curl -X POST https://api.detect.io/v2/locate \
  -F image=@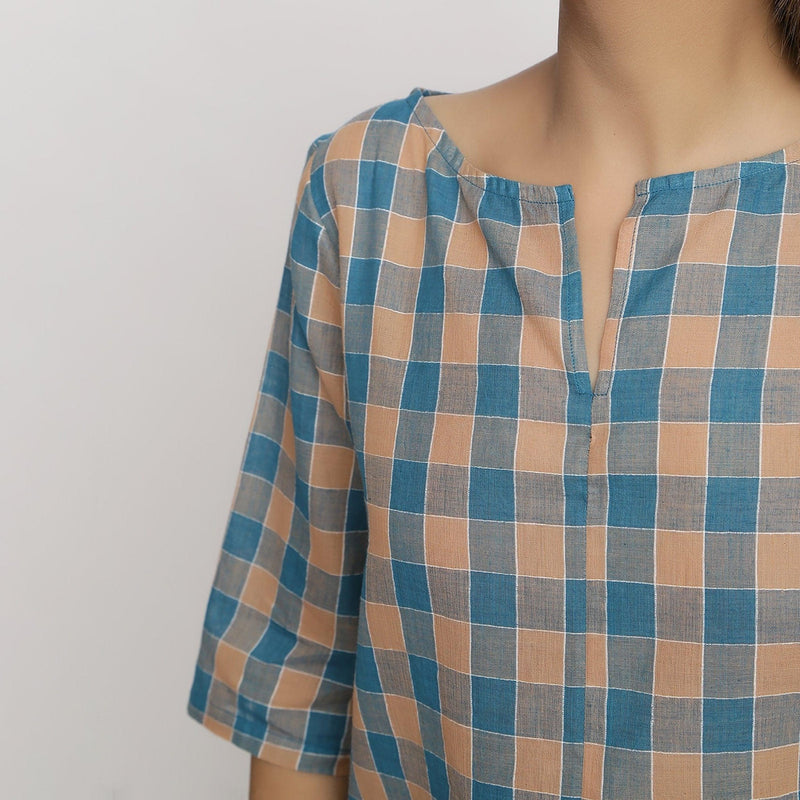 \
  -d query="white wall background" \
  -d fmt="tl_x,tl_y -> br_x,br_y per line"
0,2 -> 558,797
